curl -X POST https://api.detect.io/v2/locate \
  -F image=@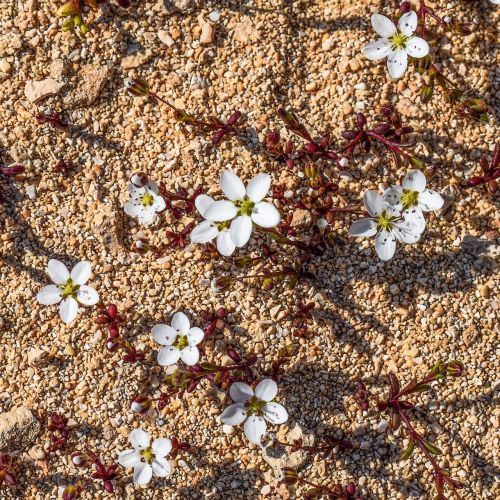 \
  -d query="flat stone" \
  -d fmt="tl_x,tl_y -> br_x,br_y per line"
290,209 -> 312,228
0,33 -> 23,56
121,50 -> 153,70
233,22 -> 260,44
0,407 -> 40,451
24,78 -> 65,104
64,64 -> 113,108
93,202 -> 125,255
